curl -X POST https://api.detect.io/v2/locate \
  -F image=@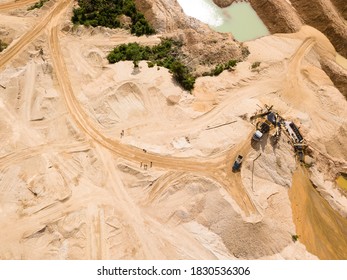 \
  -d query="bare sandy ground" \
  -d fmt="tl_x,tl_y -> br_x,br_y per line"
0,0 -> 346,259
289,166 -> 347,259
